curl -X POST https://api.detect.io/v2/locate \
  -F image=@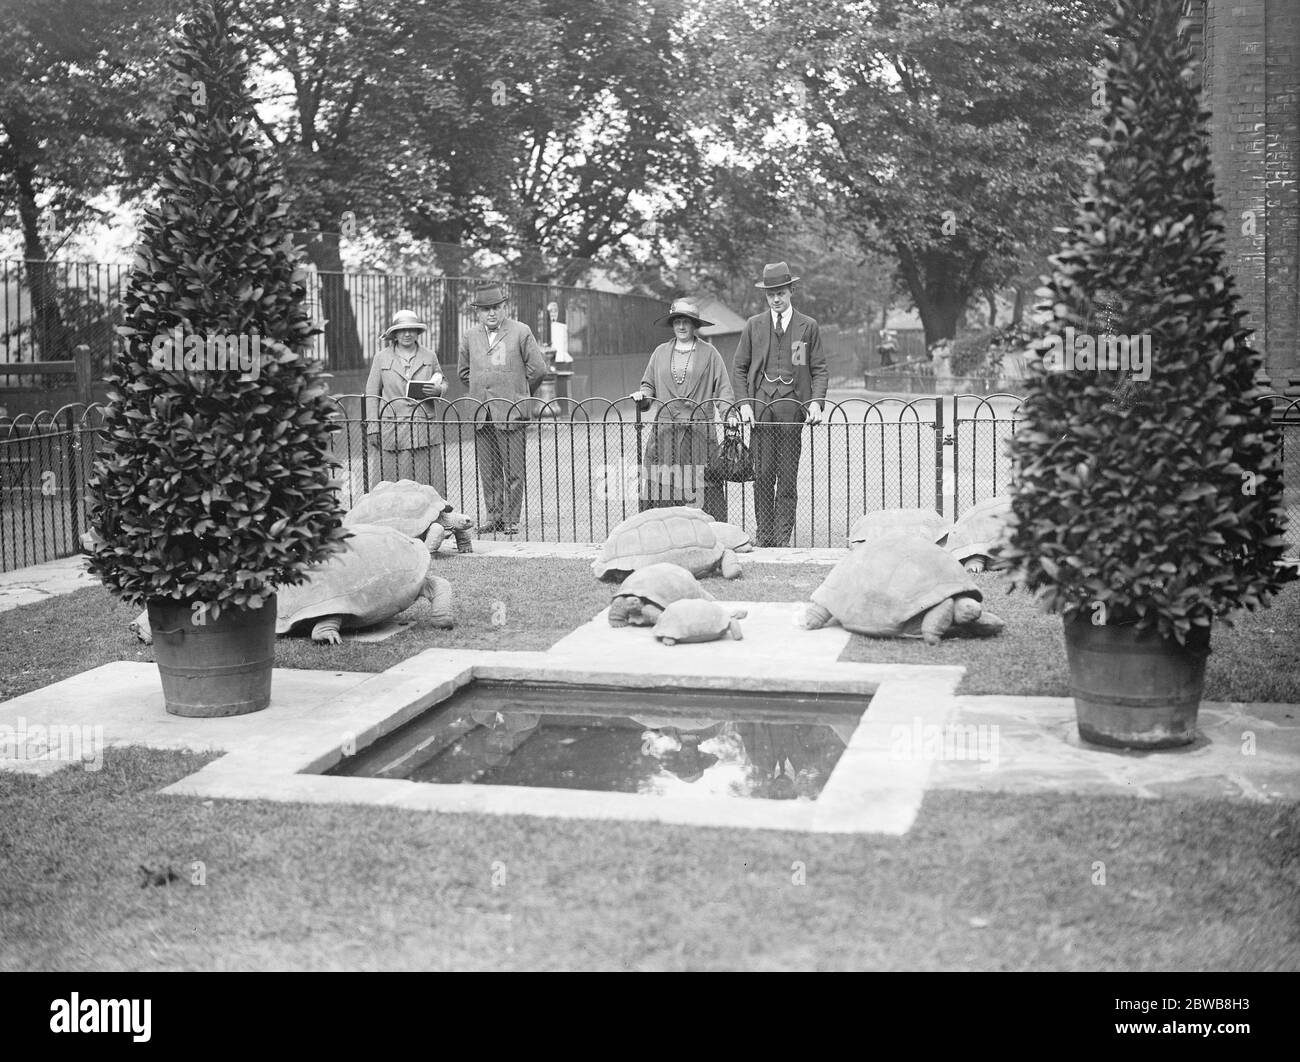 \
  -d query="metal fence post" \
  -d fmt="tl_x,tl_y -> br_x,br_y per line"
933,395 -> 946,518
